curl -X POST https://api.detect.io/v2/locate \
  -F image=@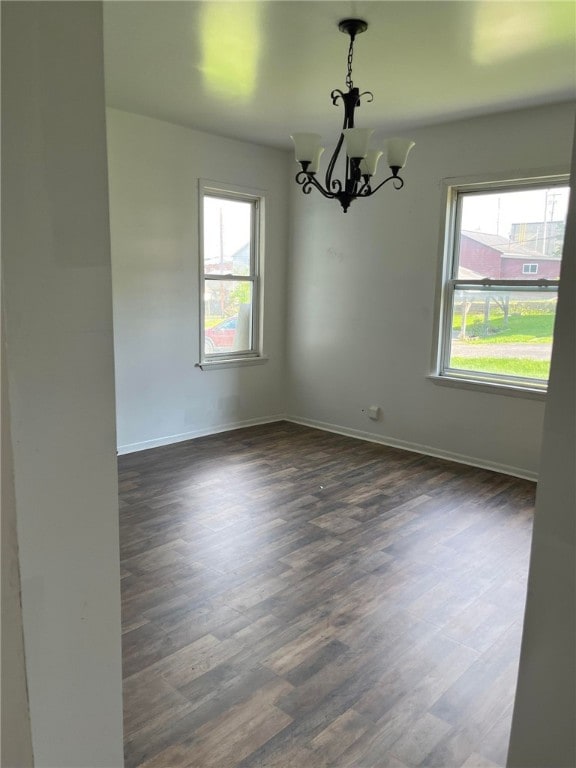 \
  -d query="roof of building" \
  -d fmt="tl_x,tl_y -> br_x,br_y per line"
461,230 -> 560,261
461,230 -> 509,250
